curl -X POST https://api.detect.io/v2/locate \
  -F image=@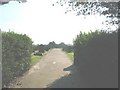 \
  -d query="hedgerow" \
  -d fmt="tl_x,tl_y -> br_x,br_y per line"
73,29 -> 118,87
2,31 -> 33,87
